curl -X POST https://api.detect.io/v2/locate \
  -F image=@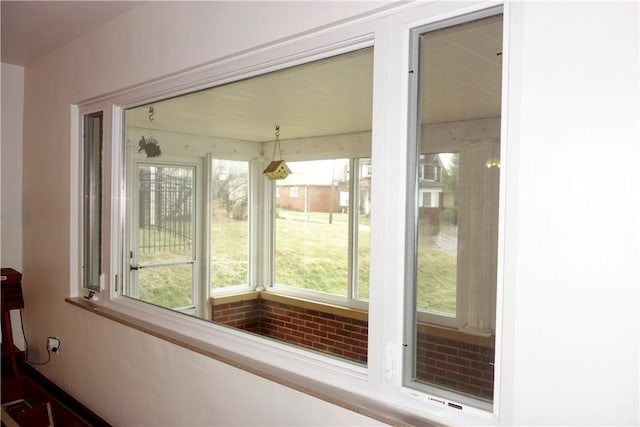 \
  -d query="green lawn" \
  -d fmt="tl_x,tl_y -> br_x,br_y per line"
133,210 -> 456,313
